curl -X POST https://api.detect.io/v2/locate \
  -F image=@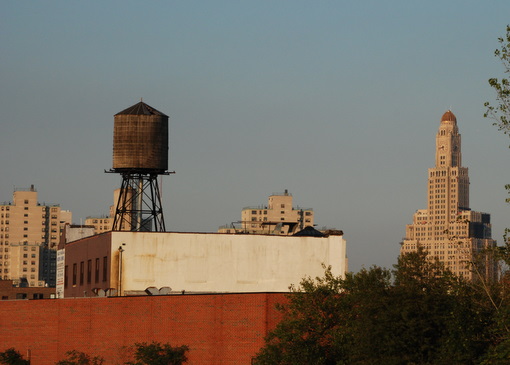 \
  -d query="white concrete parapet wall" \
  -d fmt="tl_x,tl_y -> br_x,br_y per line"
111,231 -> 346,294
